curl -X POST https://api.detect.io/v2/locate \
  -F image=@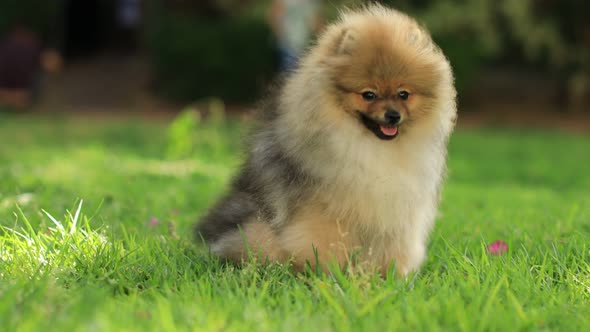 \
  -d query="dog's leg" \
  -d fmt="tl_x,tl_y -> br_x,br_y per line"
279,209 -> 359,272
209,220 -> 286,264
